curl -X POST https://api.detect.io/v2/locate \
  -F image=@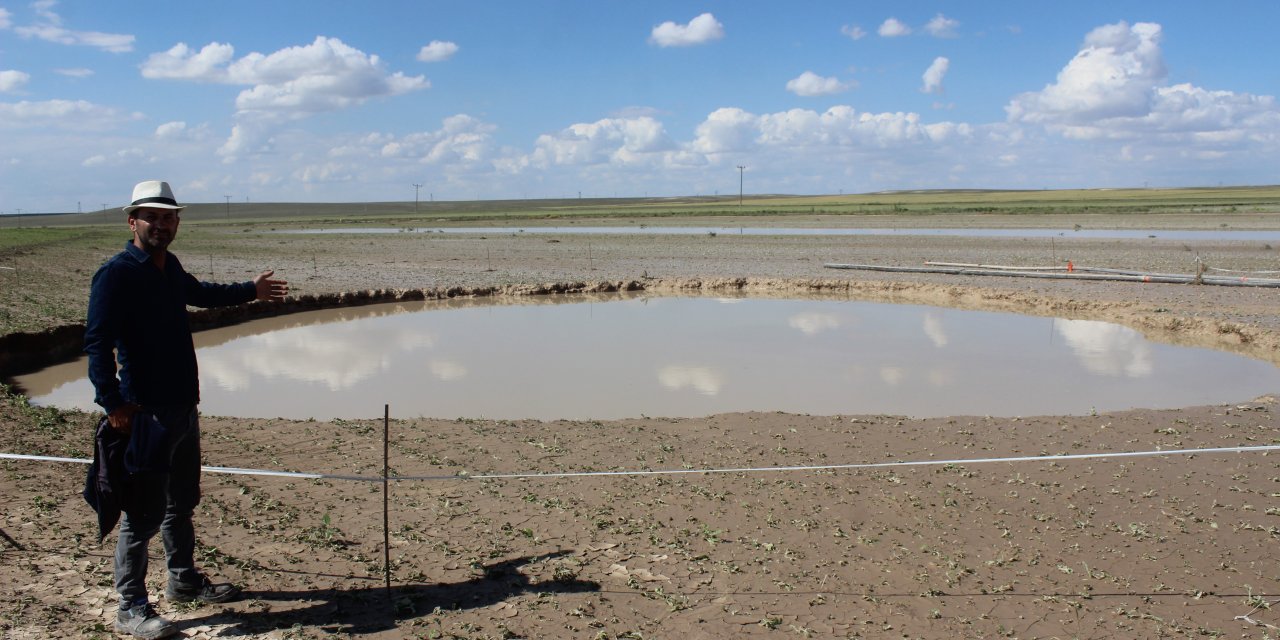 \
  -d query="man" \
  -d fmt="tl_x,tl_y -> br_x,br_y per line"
84,180 -> 288,639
